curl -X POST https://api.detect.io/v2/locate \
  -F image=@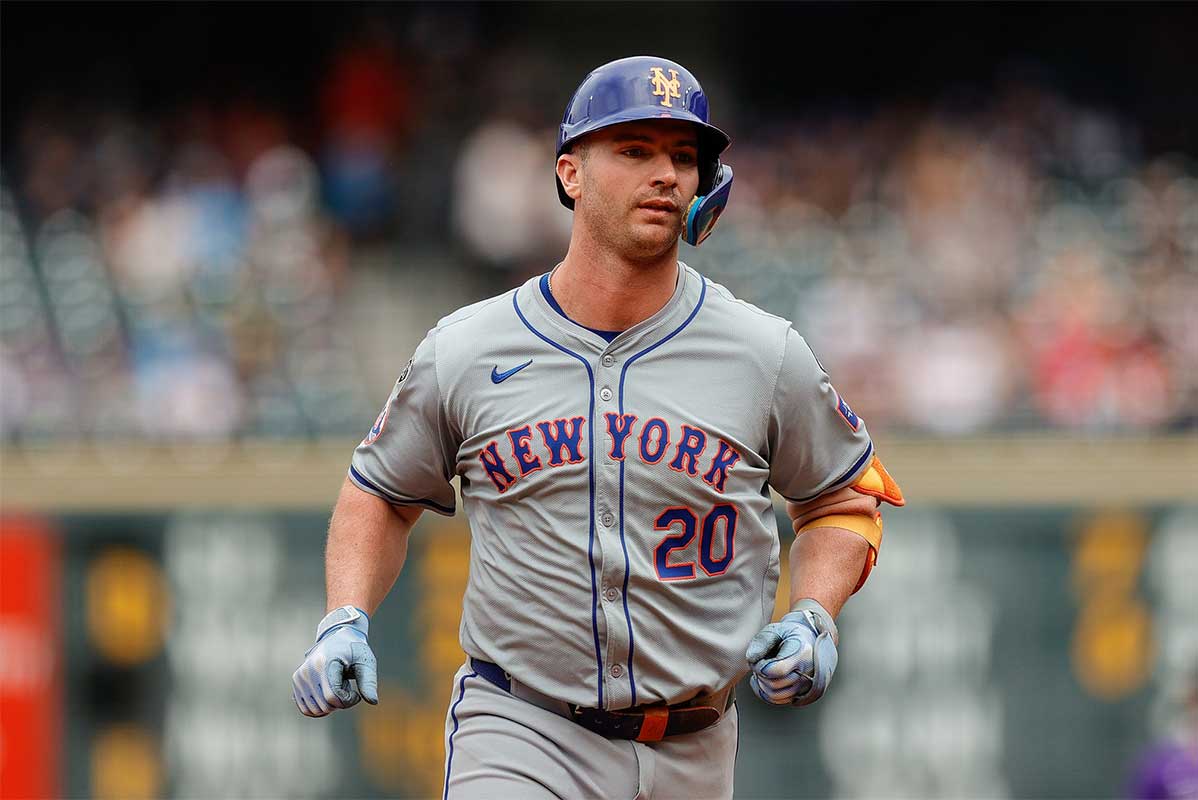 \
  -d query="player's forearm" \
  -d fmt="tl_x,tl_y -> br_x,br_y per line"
325,477 -> 421,615
788,526 -> 869,619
